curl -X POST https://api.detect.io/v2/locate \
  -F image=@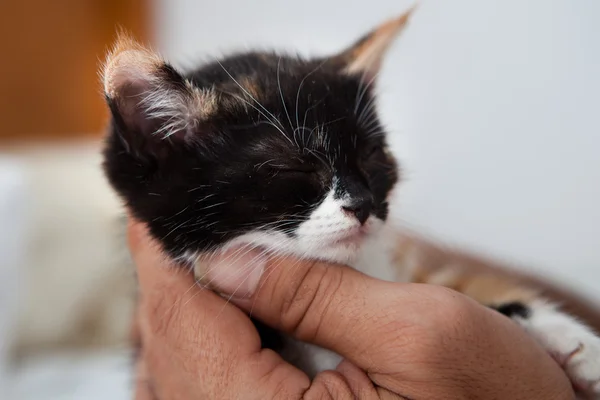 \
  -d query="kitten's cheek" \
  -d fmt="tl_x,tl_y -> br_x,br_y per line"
195,247 -> 266,298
